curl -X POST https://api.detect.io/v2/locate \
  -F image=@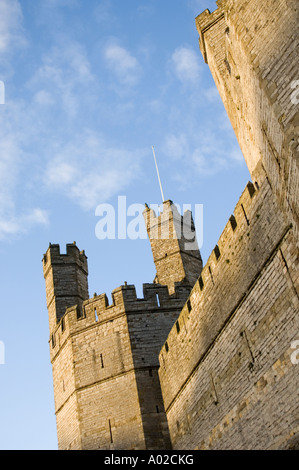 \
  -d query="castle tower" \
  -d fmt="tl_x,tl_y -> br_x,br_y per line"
143,200 -> 203,294
195,0 -> 298,238
42,242 -> 89,336
155,0 -> 299,451
42,205 -> 202,450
